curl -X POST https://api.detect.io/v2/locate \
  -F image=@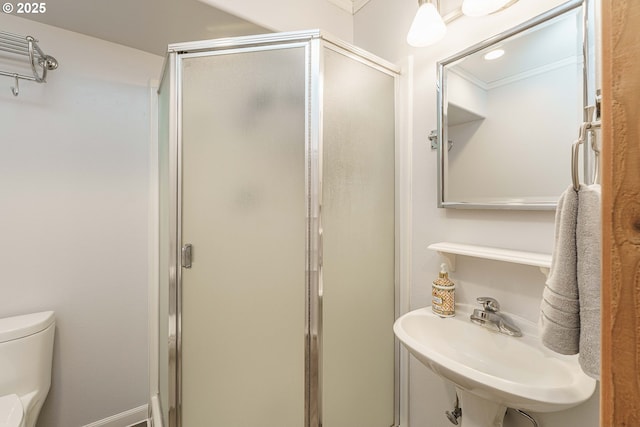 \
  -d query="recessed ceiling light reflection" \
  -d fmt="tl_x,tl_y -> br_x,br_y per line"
483,49 -> 505,60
